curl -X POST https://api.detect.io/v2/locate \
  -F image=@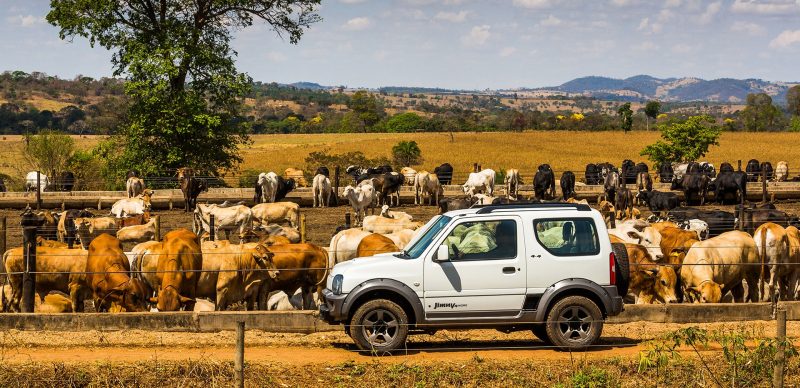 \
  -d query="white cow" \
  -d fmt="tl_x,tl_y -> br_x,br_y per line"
193,203 -> 253,240
110,190 -> 153,217
251,202 -> 299,228
312,173 -> 332,208
504,168 -> 521,200
463,169 -> 496,197
343,184 -> 375,225
329,228 -> 372,264
608,219 -> 664,261
775,161 -> 789,182
414,171 -> 442,206
473,194 -> 498,205
379,205 -> 413,221
384,229 -> 418,249
116,218 -> 157,243
681,231 -> 760,303
754,223 -> 791,302
126,177 -> 145,198
679,219 -> 709,240
257,172 -> 279,203
400,167 -> 417,186
25,171 -> 49,193
362,215 -> 423,234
